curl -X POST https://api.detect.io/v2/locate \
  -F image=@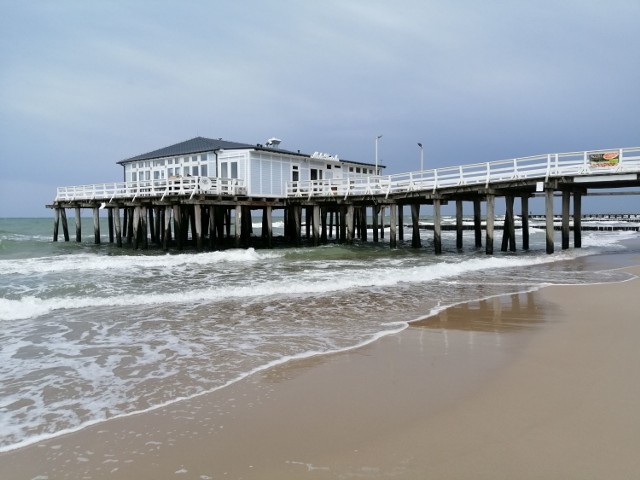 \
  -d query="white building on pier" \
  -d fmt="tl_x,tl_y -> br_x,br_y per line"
118,136 -> 383,198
